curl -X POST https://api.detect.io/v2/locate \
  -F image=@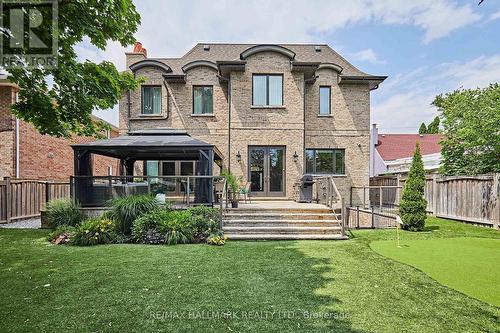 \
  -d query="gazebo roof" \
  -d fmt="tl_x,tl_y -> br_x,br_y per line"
72,130 -> 223,161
